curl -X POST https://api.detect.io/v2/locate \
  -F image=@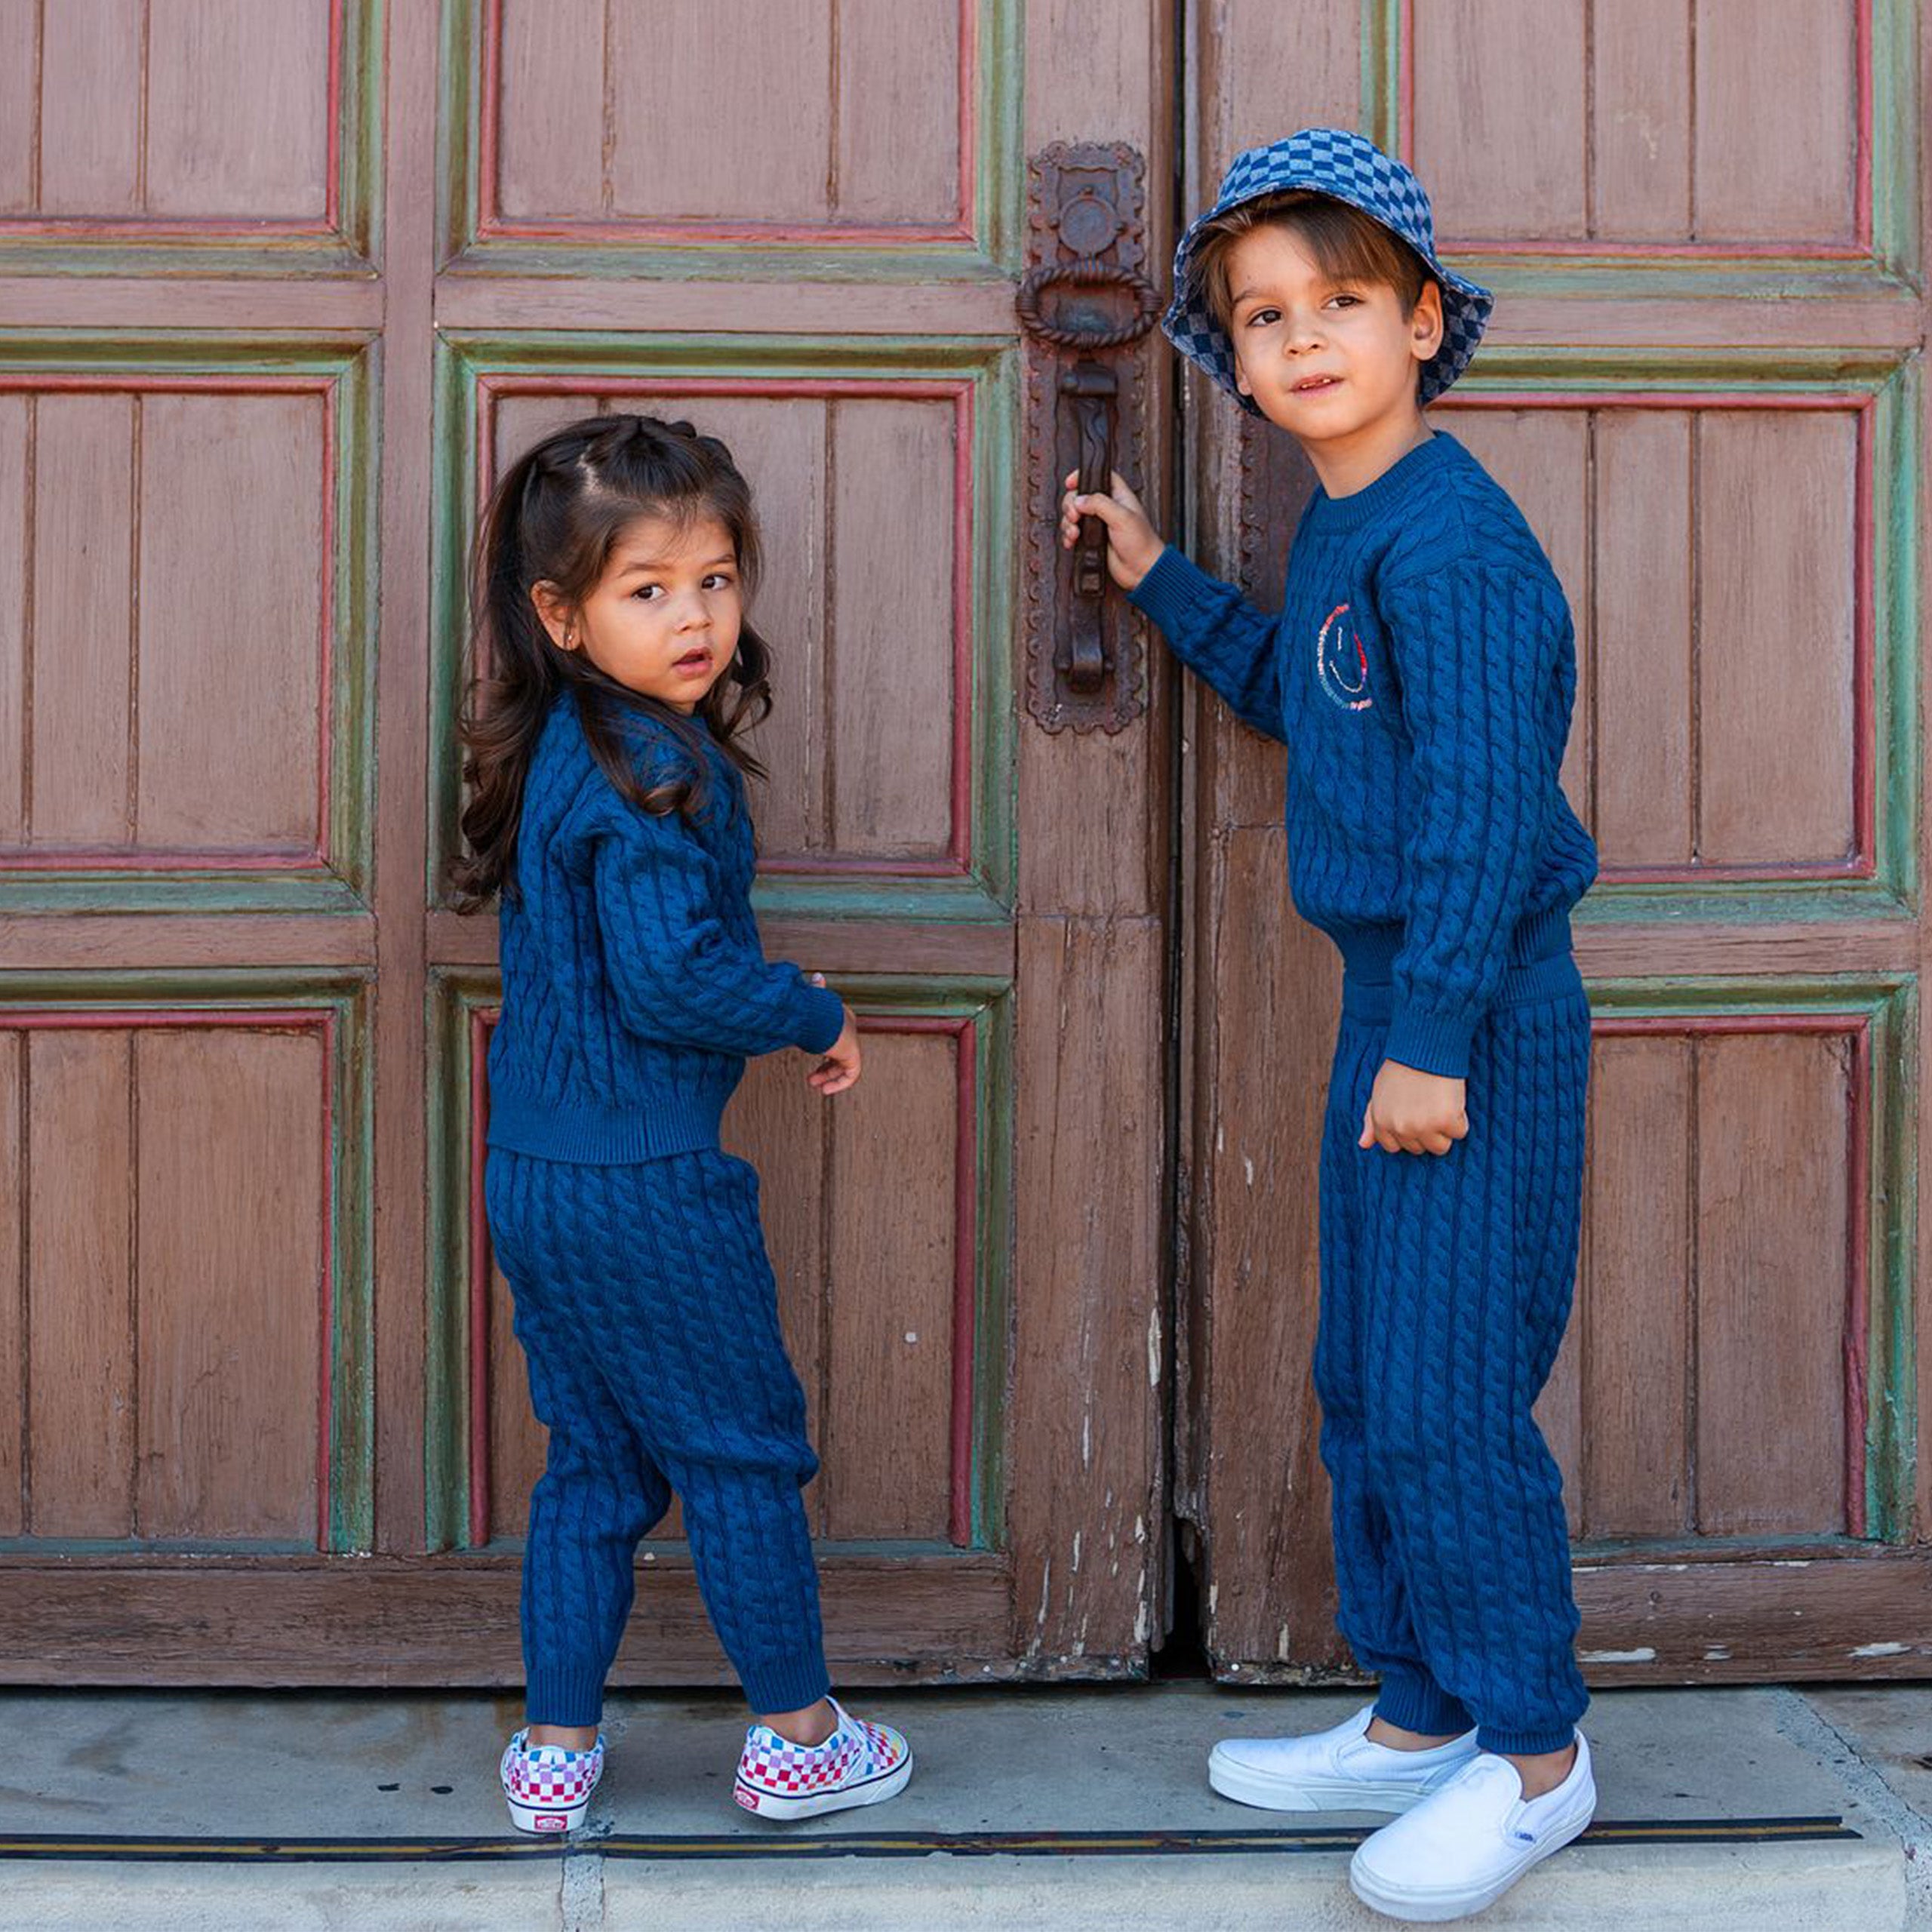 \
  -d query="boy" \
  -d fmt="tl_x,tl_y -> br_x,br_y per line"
1063,129 -> 1599,1922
